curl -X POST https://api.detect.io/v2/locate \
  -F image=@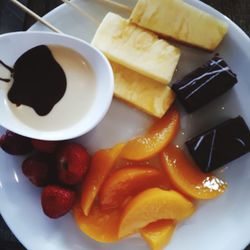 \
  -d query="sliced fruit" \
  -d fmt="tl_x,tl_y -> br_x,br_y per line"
161,144 -> 228,199
92,12 -> 180,84
130,0 -> 228,51
80,143 -> 124,216
73,202 -> 120,243
118,188 -> 195,238
140,220 -> 176,250
111,61 -> 175,118
120,107 -> 180,161
99,166 -> 166,210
